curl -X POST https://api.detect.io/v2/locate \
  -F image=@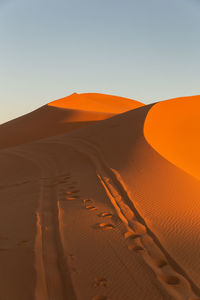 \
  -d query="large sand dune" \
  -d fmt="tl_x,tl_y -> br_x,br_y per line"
0,93 -> 143,149
144,95 -> 200,180
0,93 -> 199,300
